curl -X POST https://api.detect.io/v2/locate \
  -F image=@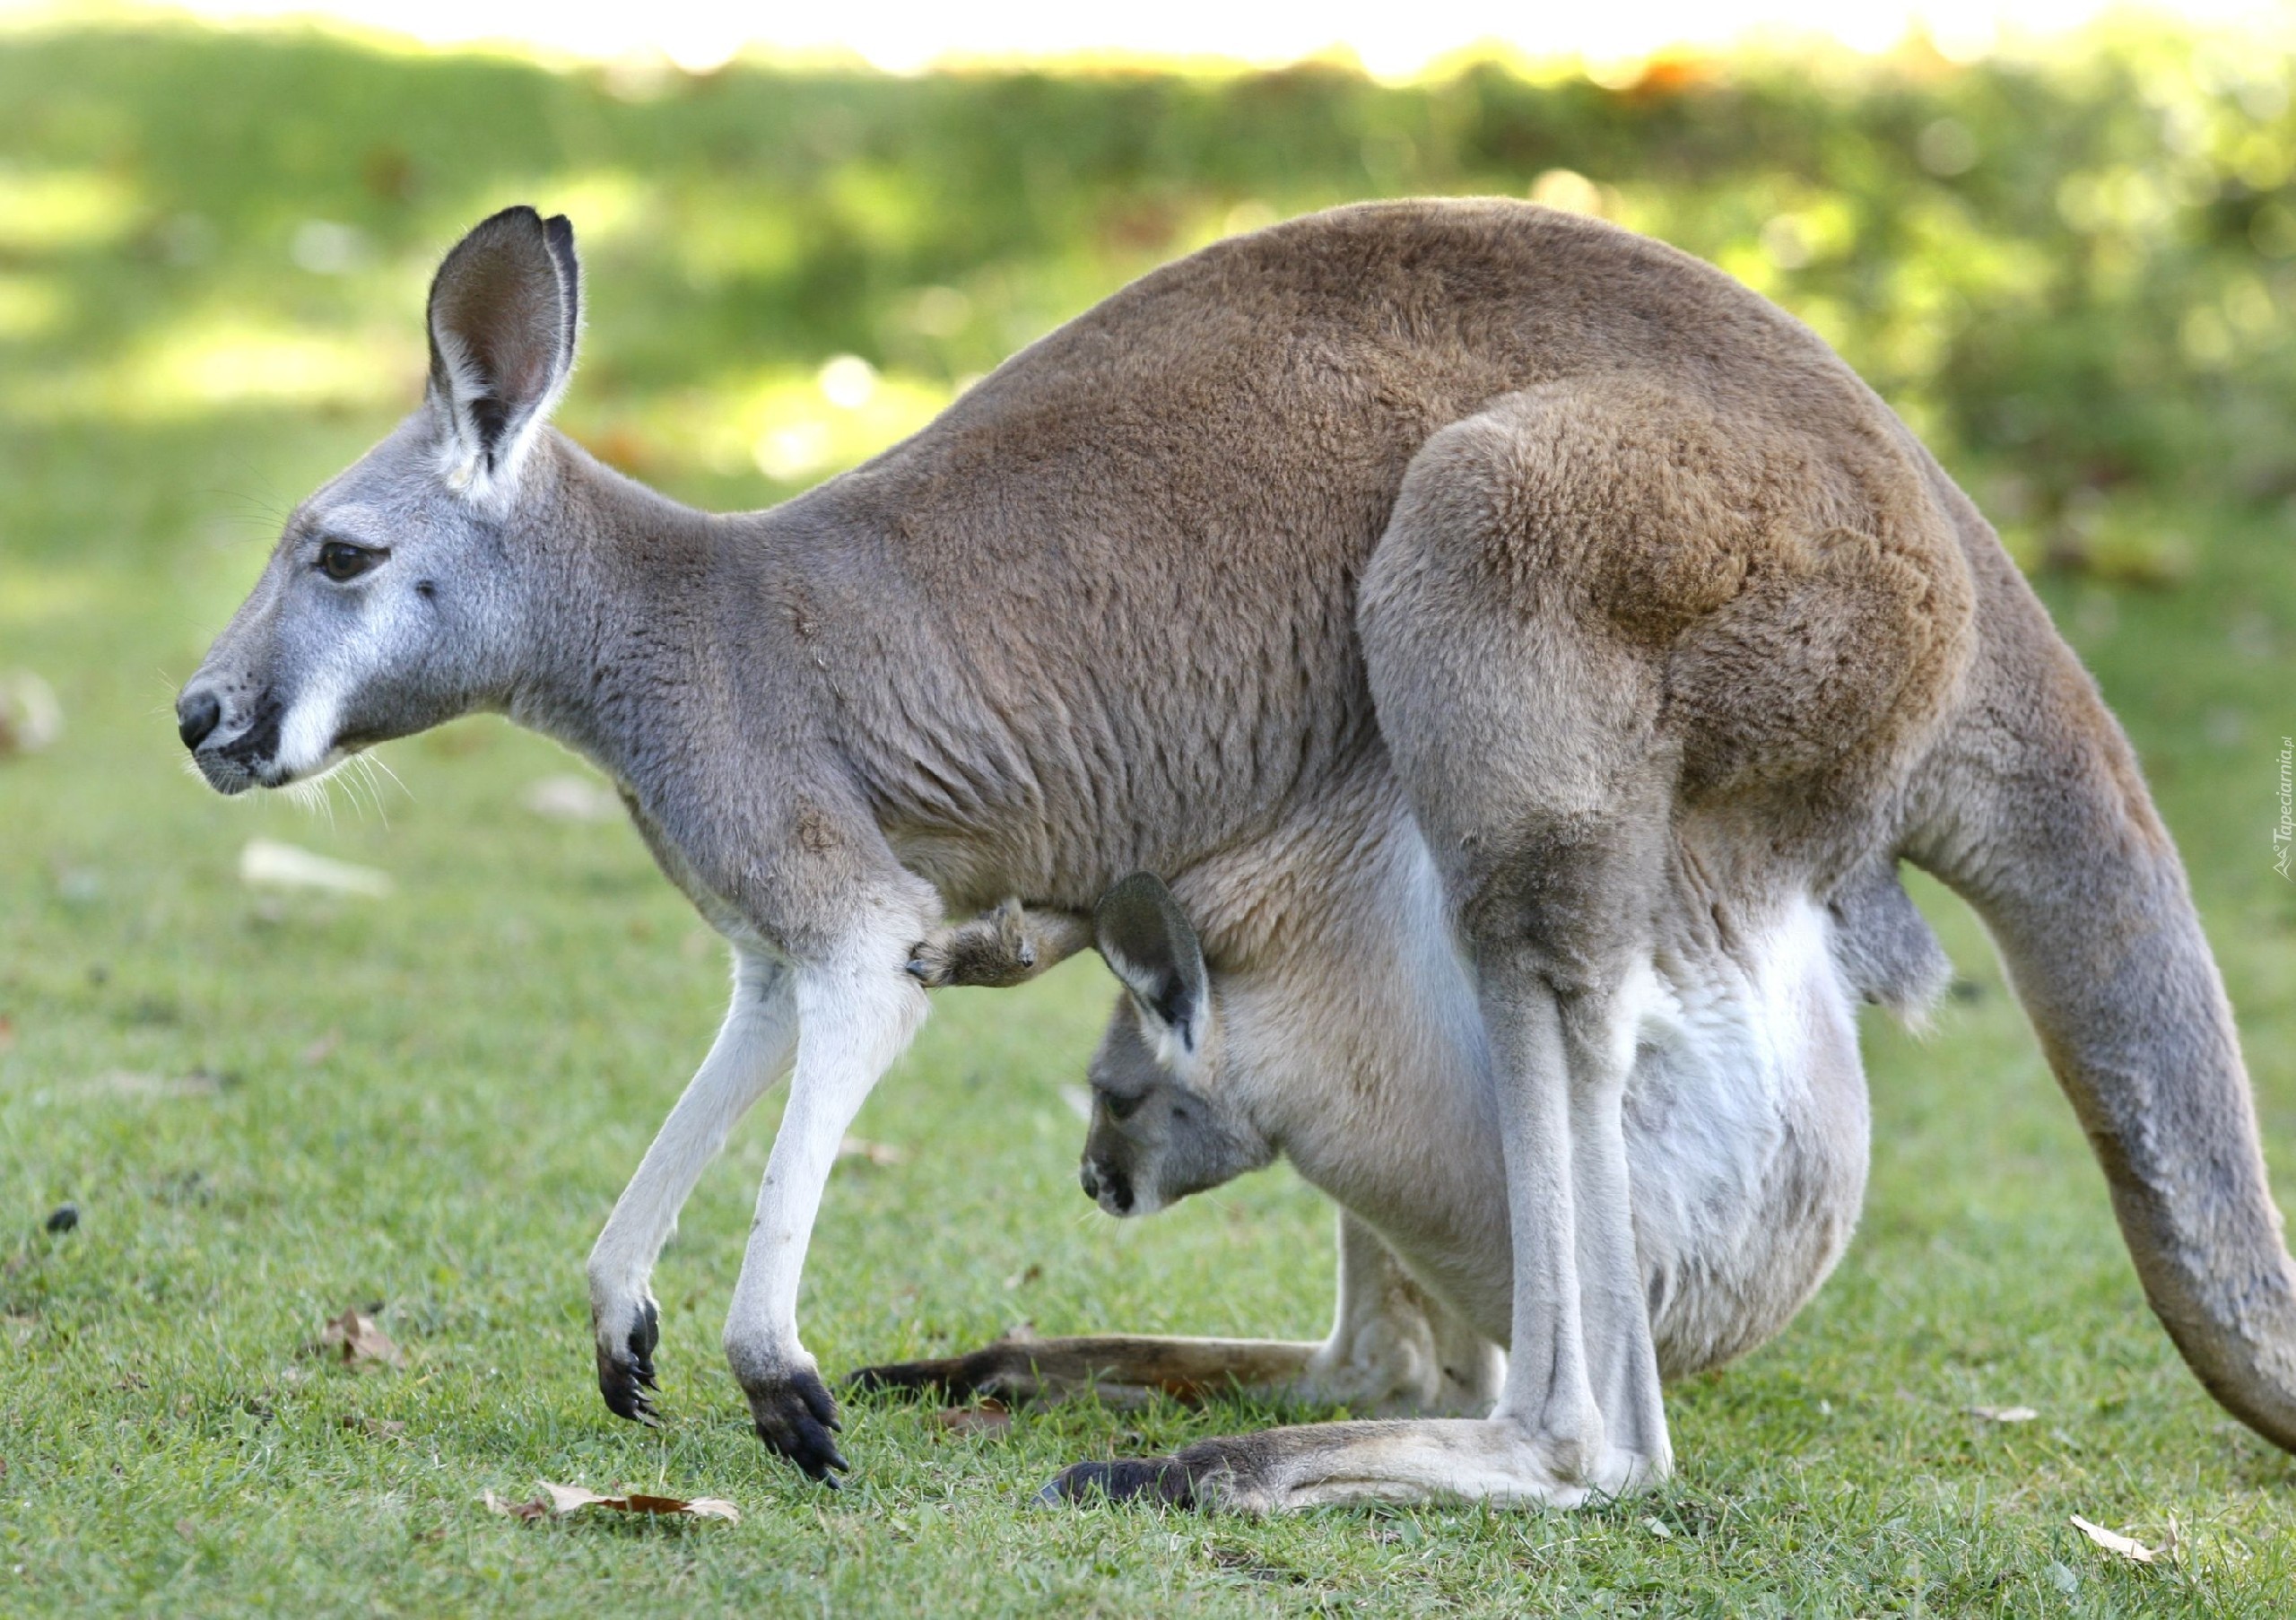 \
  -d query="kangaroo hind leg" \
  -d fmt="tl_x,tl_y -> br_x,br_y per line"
1357,394 -> 1707,1496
